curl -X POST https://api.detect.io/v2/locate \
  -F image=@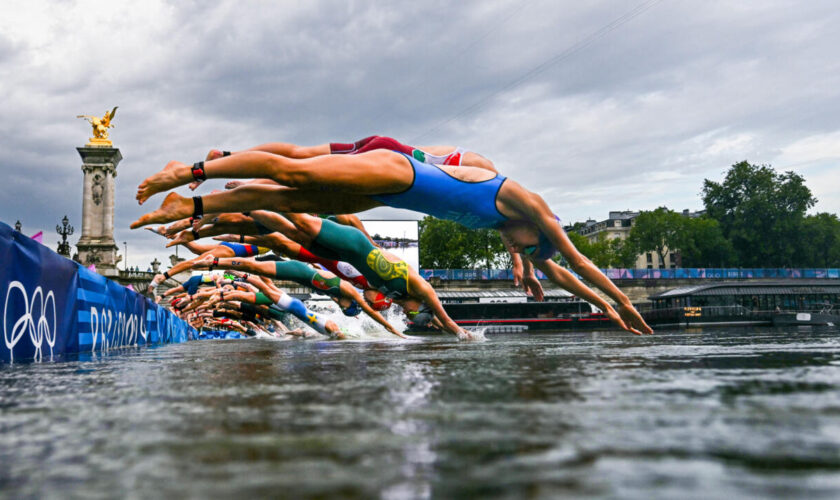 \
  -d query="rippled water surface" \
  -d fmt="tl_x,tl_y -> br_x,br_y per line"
3,327 -> 840,499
